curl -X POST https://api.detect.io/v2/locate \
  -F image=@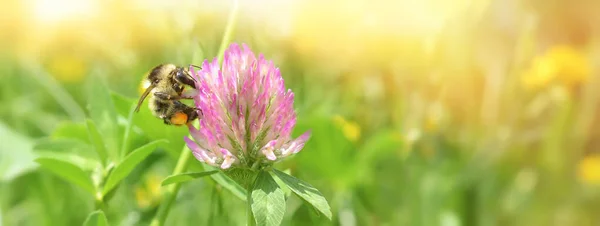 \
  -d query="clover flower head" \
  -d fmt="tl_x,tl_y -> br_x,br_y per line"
184,43 -> 310,170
